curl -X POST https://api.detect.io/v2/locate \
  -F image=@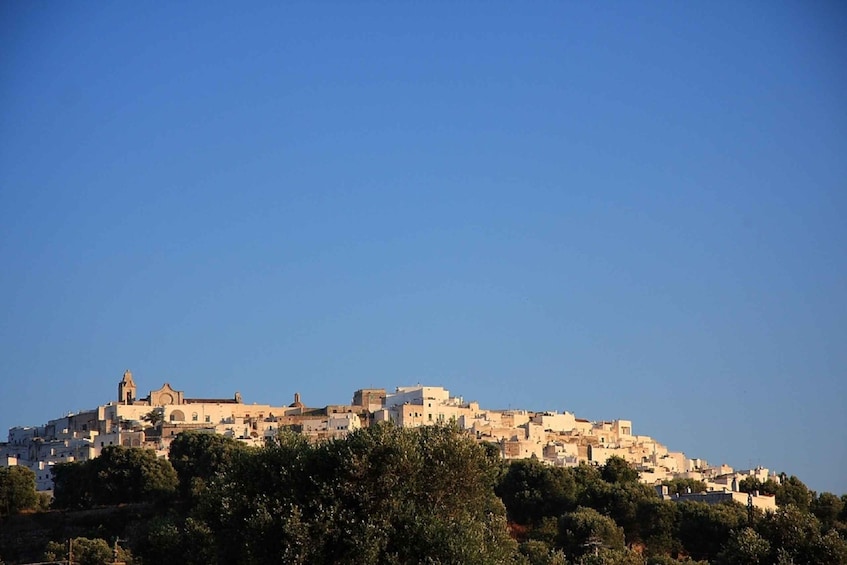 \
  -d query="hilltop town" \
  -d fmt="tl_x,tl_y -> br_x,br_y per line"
1,370 -> 779,510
